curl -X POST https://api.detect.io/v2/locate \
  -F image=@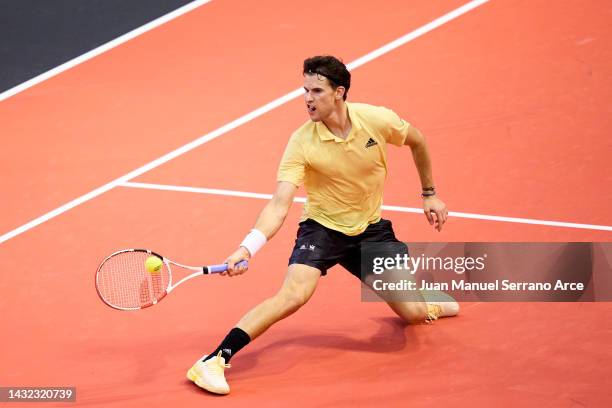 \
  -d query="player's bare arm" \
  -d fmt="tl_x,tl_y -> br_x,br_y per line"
223,181 -> 298,275
403,124 -> 448,232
